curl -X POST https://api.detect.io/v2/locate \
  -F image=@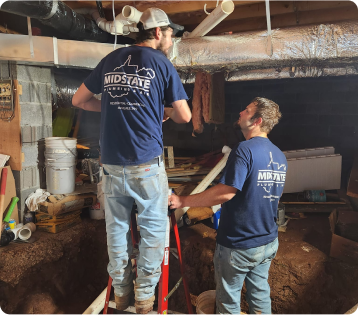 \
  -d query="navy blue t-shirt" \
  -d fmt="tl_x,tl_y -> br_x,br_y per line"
217,137 -> 287,249
84,46 -> 188,165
